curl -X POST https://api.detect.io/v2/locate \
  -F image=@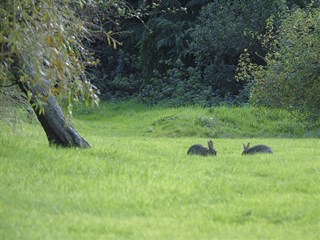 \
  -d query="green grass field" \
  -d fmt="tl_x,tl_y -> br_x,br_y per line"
1,102 -> 319,239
